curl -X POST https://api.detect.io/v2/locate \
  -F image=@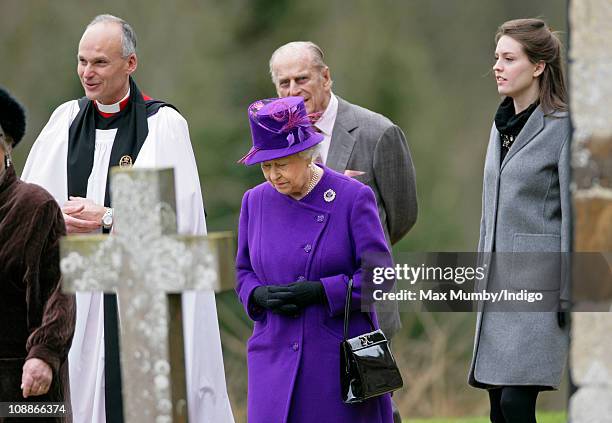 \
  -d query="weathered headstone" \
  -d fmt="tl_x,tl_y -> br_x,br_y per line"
569,0 -> 612,421
60,167 -> 234,423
